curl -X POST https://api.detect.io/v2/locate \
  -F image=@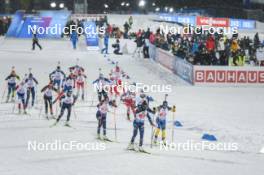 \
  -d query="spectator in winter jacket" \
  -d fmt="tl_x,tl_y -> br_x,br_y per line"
112,39 -> 122,55
70,30 -> 78,50
133,35 -> 144,58
230,40 -> 240,55
101,33 -> 109,54
149,32 -> 155,44
254,32 -> 260,49
206,35 -> 215,52
123,22 -> 130,39
128,16 -> 133,28
217,37 -> 227,65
